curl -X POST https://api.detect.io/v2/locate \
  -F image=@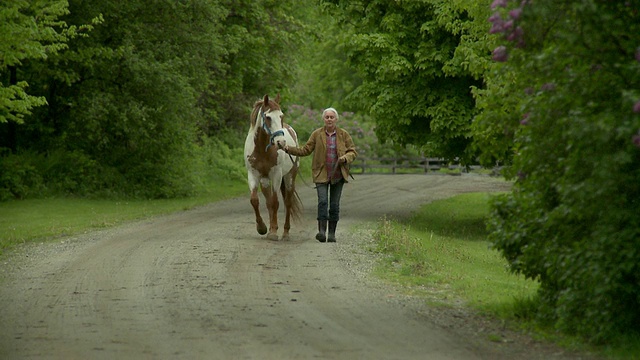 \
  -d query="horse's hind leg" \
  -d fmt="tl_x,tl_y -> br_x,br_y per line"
261,185 -> 279,241
250,188 -> 267,235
